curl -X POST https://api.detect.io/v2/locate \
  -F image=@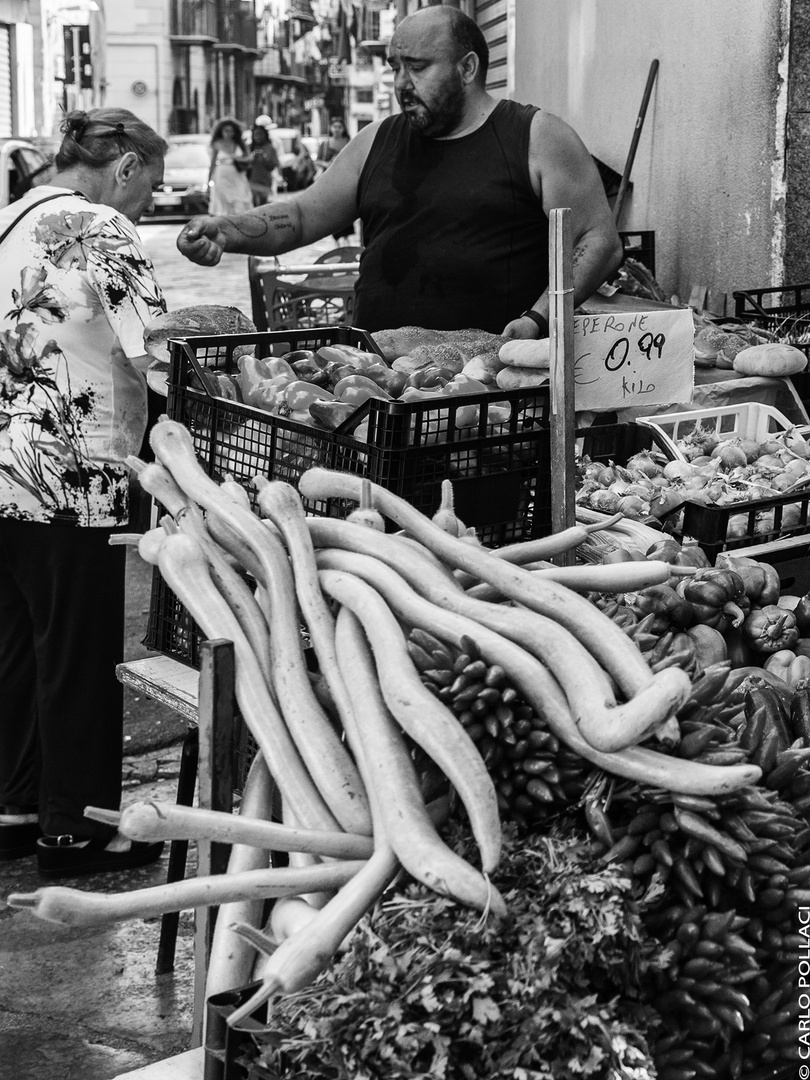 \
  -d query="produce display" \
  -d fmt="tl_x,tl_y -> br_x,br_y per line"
191,325 -> 543,436
576,420 -> 810,552
6,415 -> 808,1080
